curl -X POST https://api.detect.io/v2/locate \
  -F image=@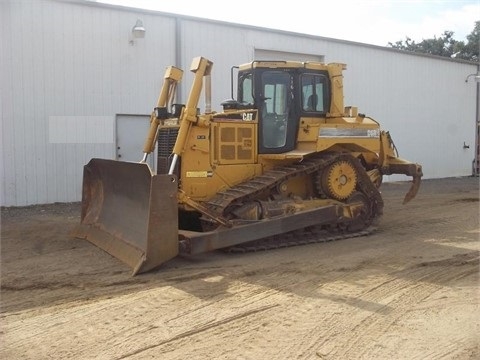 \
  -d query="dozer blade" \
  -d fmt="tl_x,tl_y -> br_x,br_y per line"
73,159 -> 179,275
